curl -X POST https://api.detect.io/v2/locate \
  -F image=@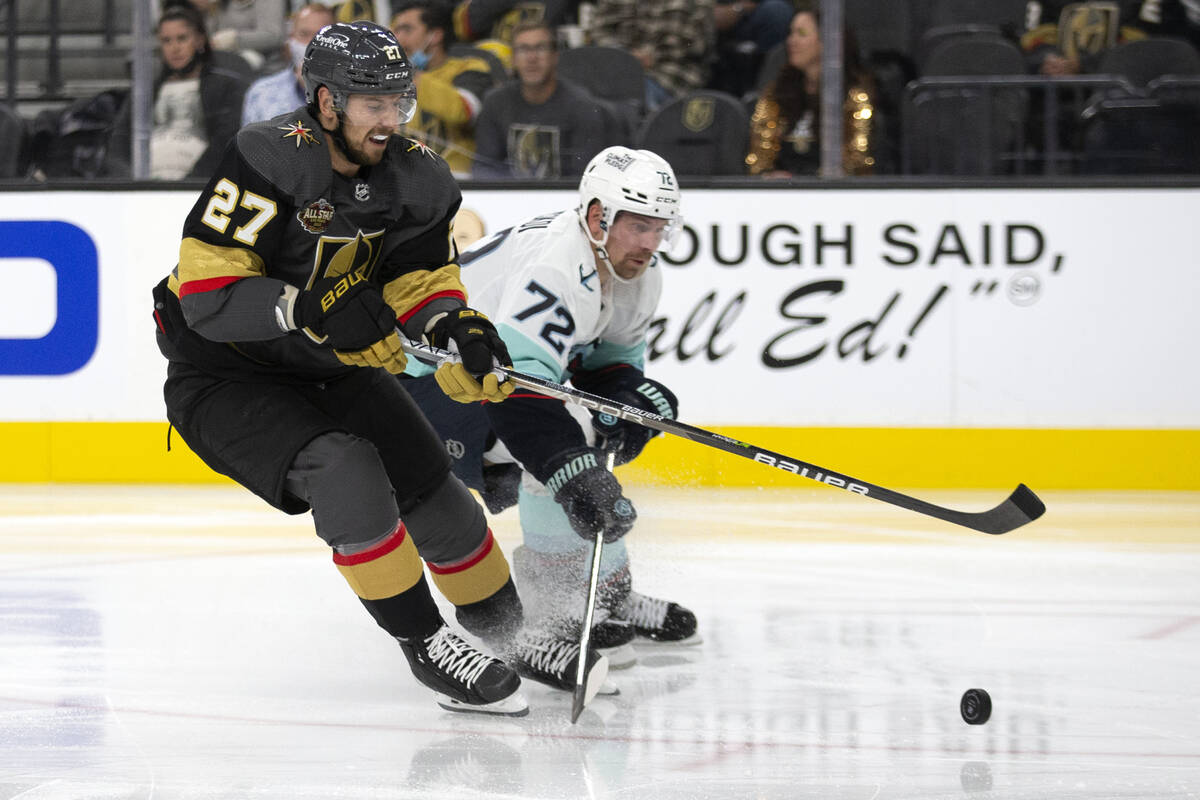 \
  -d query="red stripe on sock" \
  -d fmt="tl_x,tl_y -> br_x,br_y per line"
426,529 -> 495,575
331,522 -> 407,566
